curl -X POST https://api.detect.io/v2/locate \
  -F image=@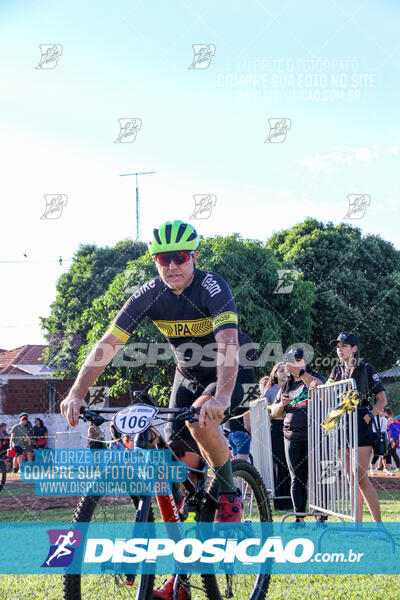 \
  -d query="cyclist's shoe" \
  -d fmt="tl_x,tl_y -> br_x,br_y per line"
153,576 -> 191,600
215,489 -> 243,523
